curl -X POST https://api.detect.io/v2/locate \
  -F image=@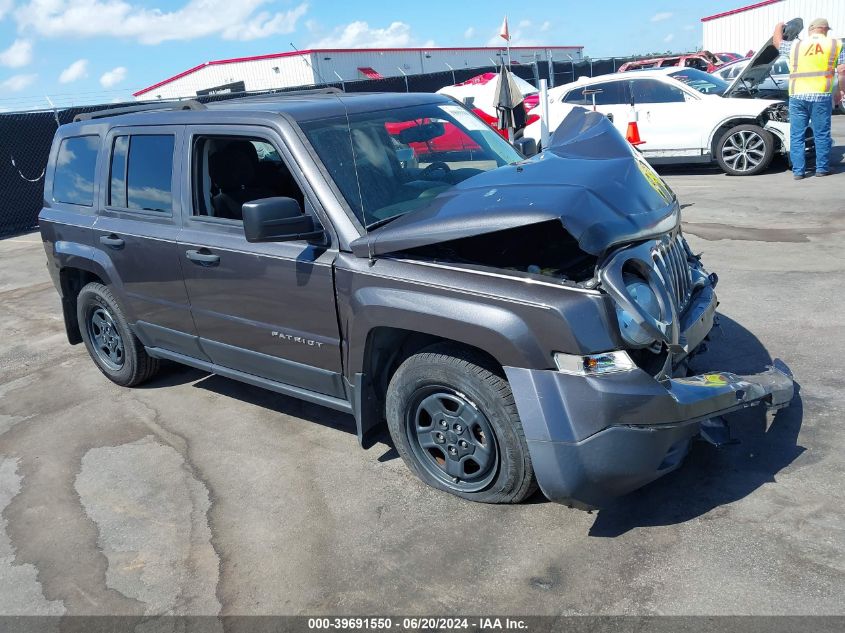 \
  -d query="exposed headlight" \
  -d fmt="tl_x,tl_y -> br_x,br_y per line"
553,350 -> 636,376
615,273 -> 661,347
